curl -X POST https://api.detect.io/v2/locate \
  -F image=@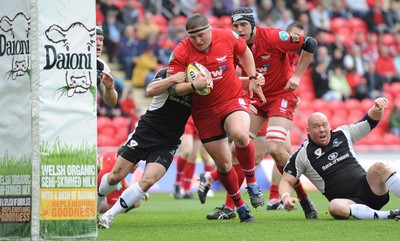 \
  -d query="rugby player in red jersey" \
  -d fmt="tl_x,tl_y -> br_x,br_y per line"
230,7 -> 319,219
168,13 -> 266,222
